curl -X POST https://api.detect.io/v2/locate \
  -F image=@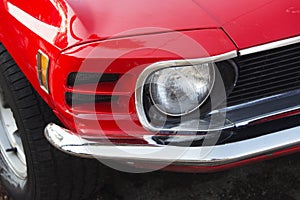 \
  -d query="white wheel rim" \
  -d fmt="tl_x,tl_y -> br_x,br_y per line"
0,89 -> 27,180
